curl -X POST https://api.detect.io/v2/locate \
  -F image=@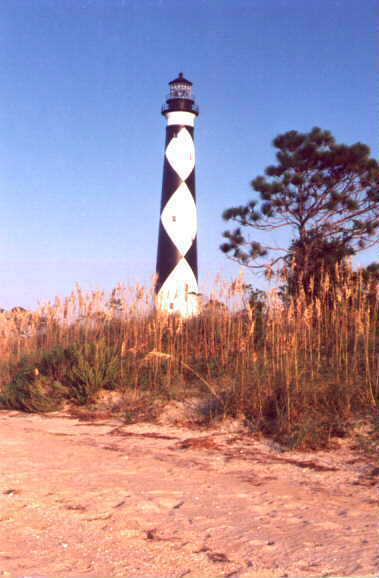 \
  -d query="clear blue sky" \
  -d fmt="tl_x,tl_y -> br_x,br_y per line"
0,0 -> 377,308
